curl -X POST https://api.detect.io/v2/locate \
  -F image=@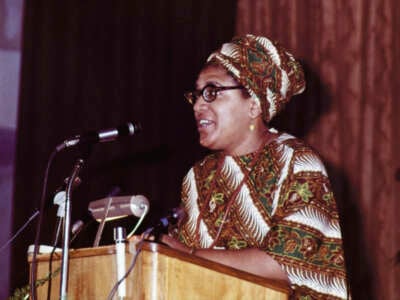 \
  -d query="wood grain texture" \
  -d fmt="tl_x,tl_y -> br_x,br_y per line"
30,242 -> 290,299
